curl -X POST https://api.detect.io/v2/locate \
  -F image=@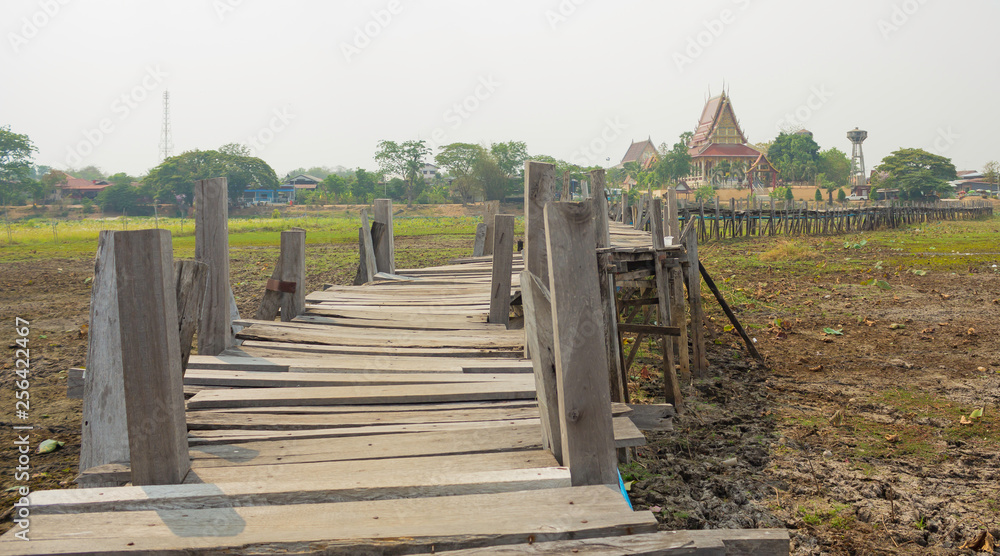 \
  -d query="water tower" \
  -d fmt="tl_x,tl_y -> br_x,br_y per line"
847,128 -> 867,187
